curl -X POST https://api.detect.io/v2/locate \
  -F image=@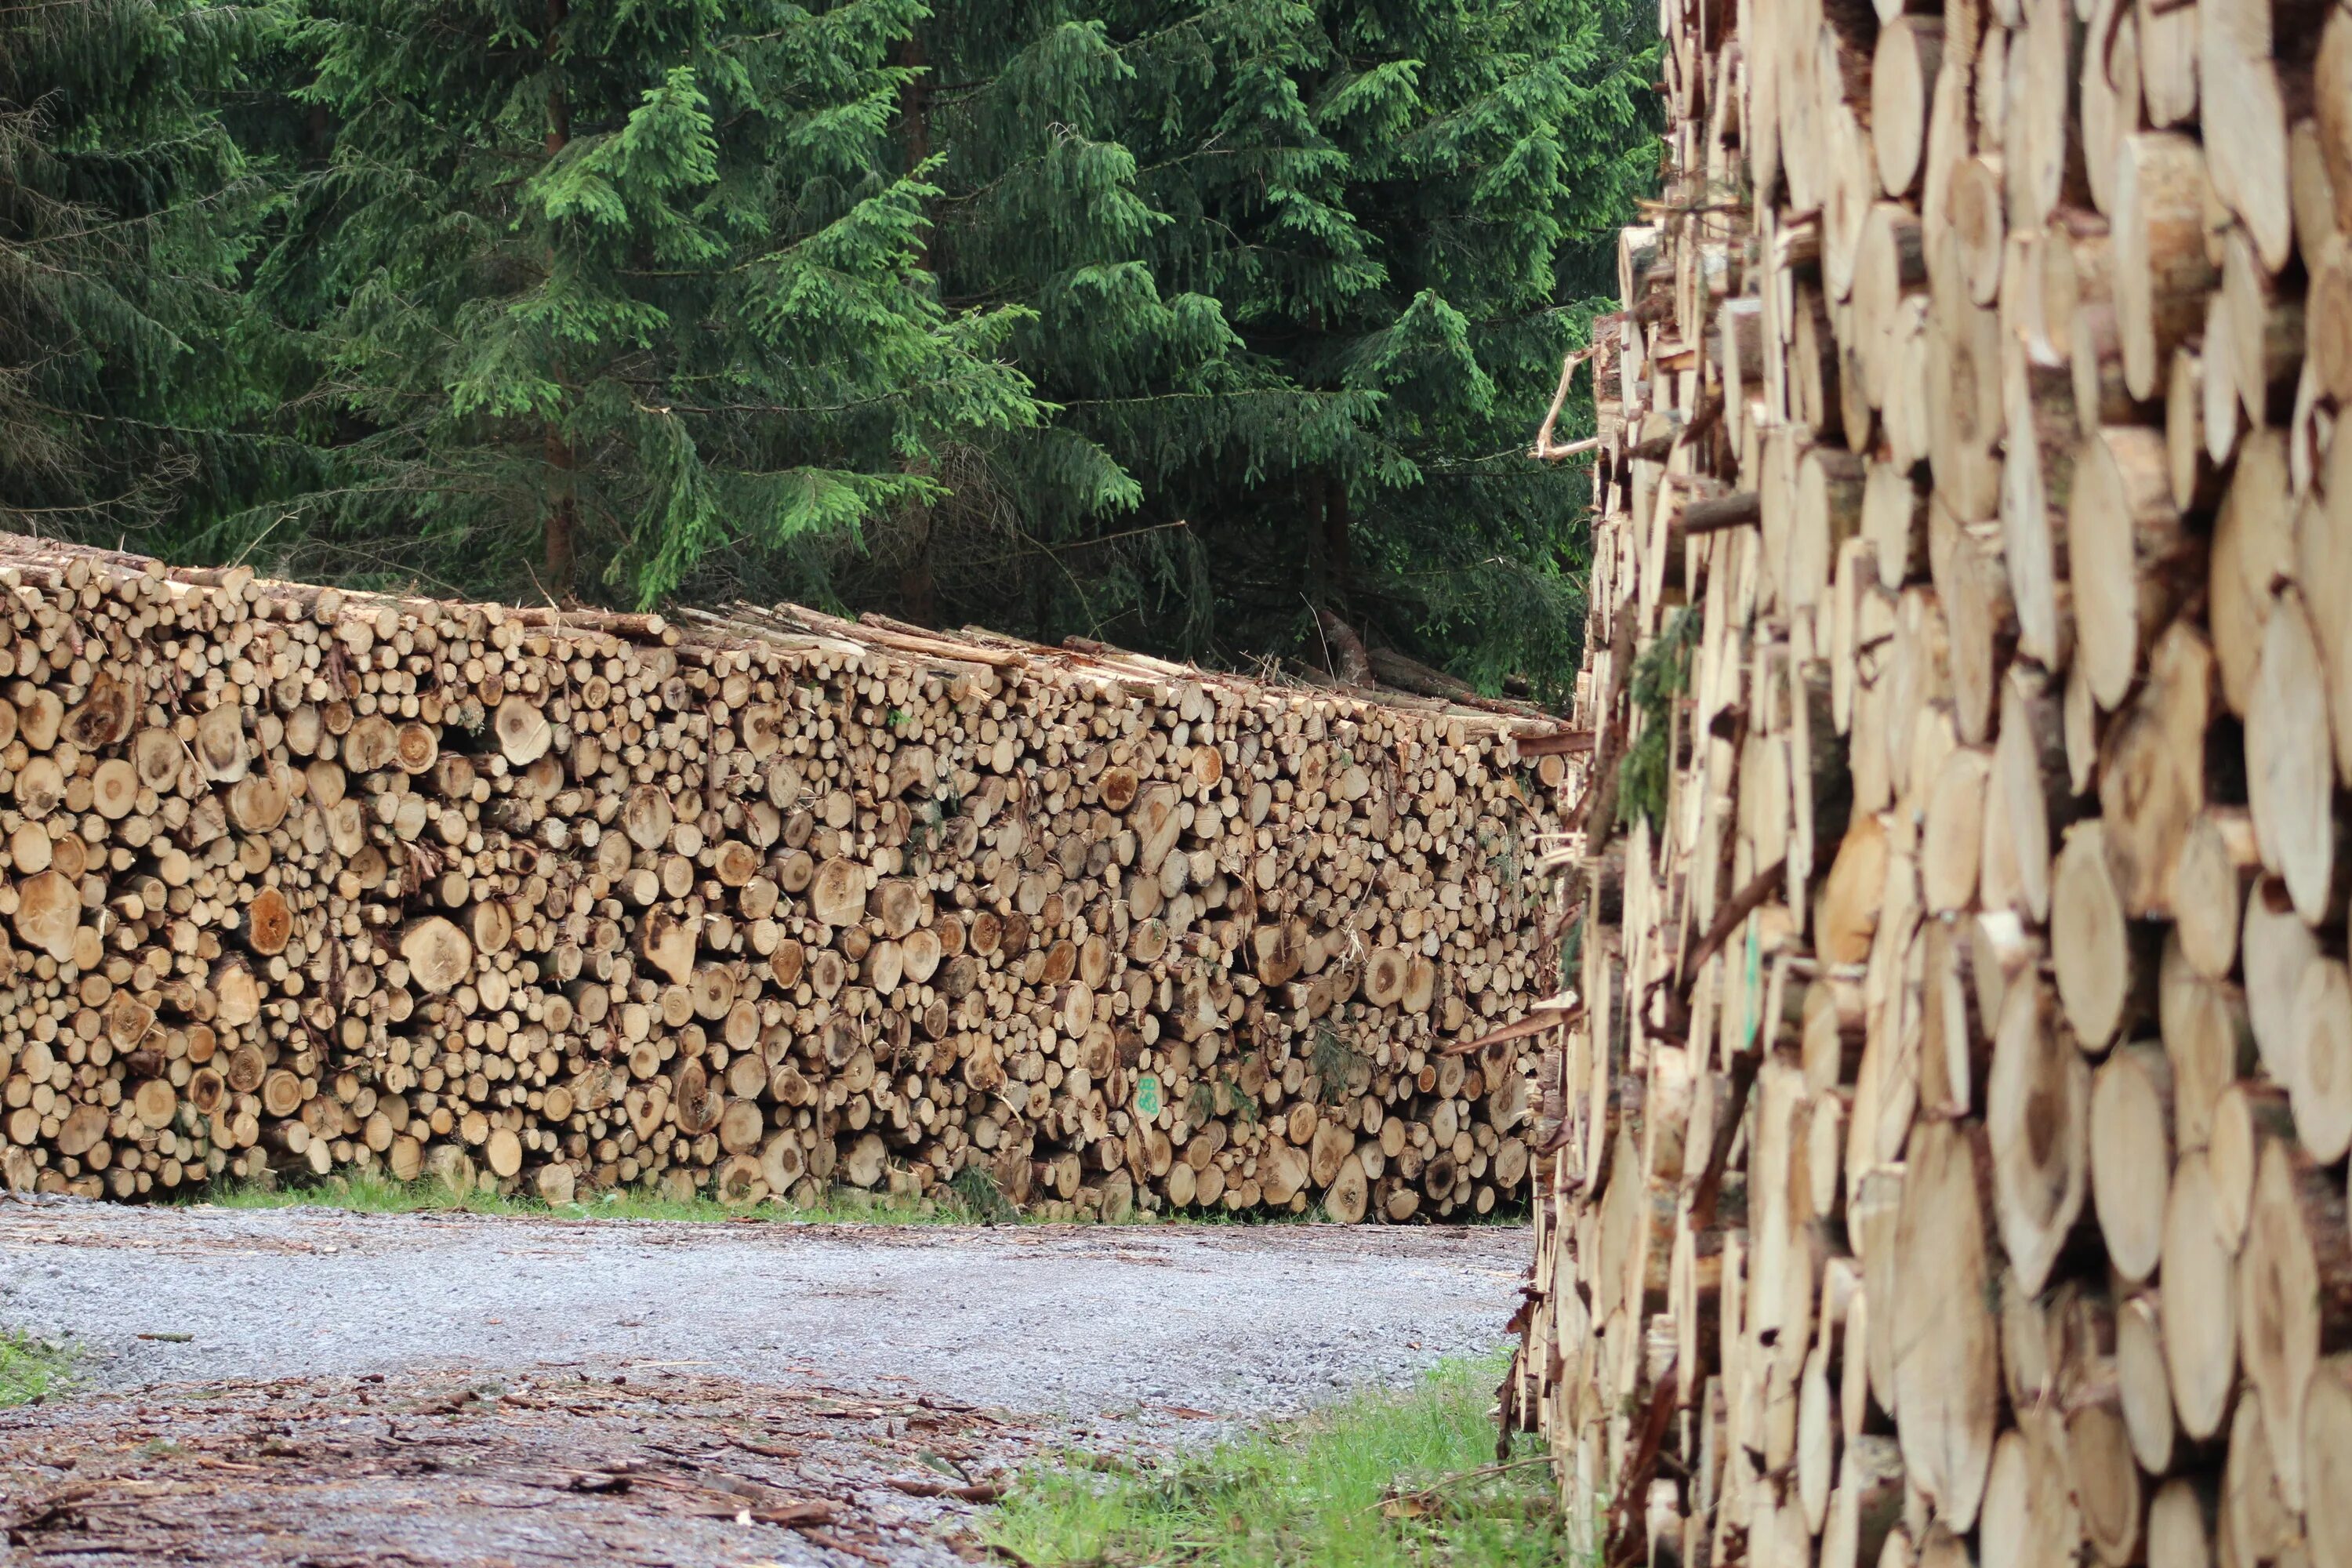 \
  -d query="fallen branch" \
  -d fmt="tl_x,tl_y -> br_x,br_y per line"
1313,608 -> 1373,685
1686,1044 -> 1760,1235
1677,858 -> 1787,992
797,1526 -> 890,1564
1531,344 -> 1606,459
885,1478 -> 1006,1503
1441,1008 -> 1577,1056
1370,1454 -> 1558,1516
